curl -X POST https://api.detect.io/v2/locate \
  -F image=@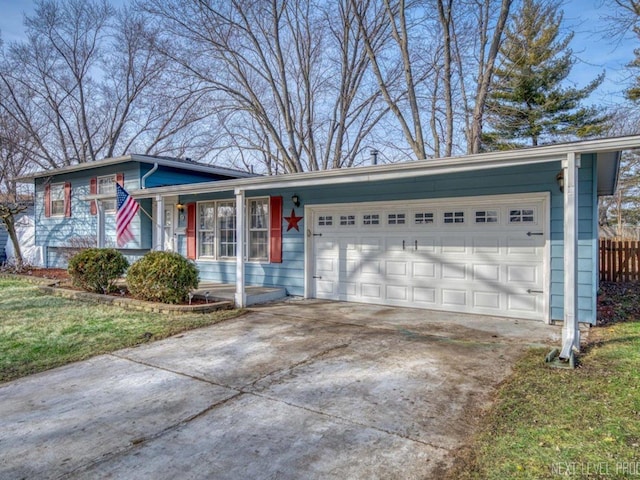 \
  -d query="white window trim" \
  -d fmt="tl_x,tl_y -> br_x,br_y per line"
197,201 -> 217,259
49,183 -> 66,217
247,197 -> 270,262
97,174 -> 117,213
217,201 -> 237,259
